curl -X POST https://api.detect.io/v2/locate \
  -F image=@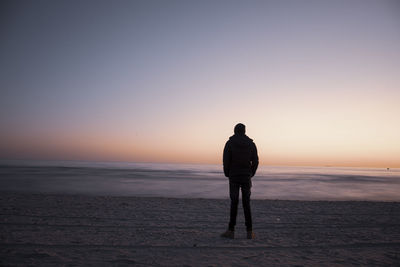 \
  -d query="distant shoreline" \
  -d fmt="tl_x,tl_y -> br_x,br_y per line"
1,191 -> 399,203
